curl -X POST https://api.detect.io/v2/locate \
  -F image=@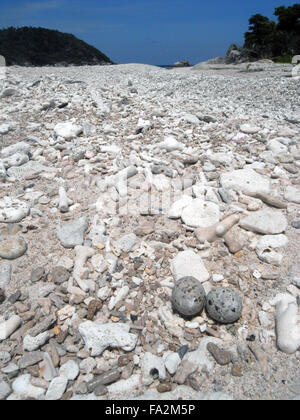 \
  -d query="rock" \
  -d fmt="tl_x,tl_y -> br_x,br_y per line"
115,233 -> 137,253
267,139 -> 288,155
0,315 -> 22,340
45,376 -> 68,400
87,368 -> 121,390
18,352 -> 44,369
284,186 -> 300,204
0,197 -> 30,223
140,352 -> 166,385
170,250 -> 210,283
86,299 -> 102,320
270,293 -> 300,354
184,337 -> 222,371
49,266 -> 70,284
0,381 -> 11,400
172,276 -> 206,317
240,208 -> 287,235
0,261 -> 11,288
54,122 -> 82,140
158,136 -> 184,152
168,195 -> 193,219
1,142 -> 31,158
220,169 -> 271,195
0,235 -> 27,260
256,234 -> 288,266
23,332 -> 50,351
181,199 -> 220,228
30,266 -> 46,283
164,352 -> 181,375
10,374 -> 45,400
206,343 -> 233,365
57,217 -> 89,248
240,124 -> 260,134
60,360 -> 80,380
2,152 -> 29,169
206,287 -> 242,324
78,321 -> 138,356
291,221 -> 300,229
